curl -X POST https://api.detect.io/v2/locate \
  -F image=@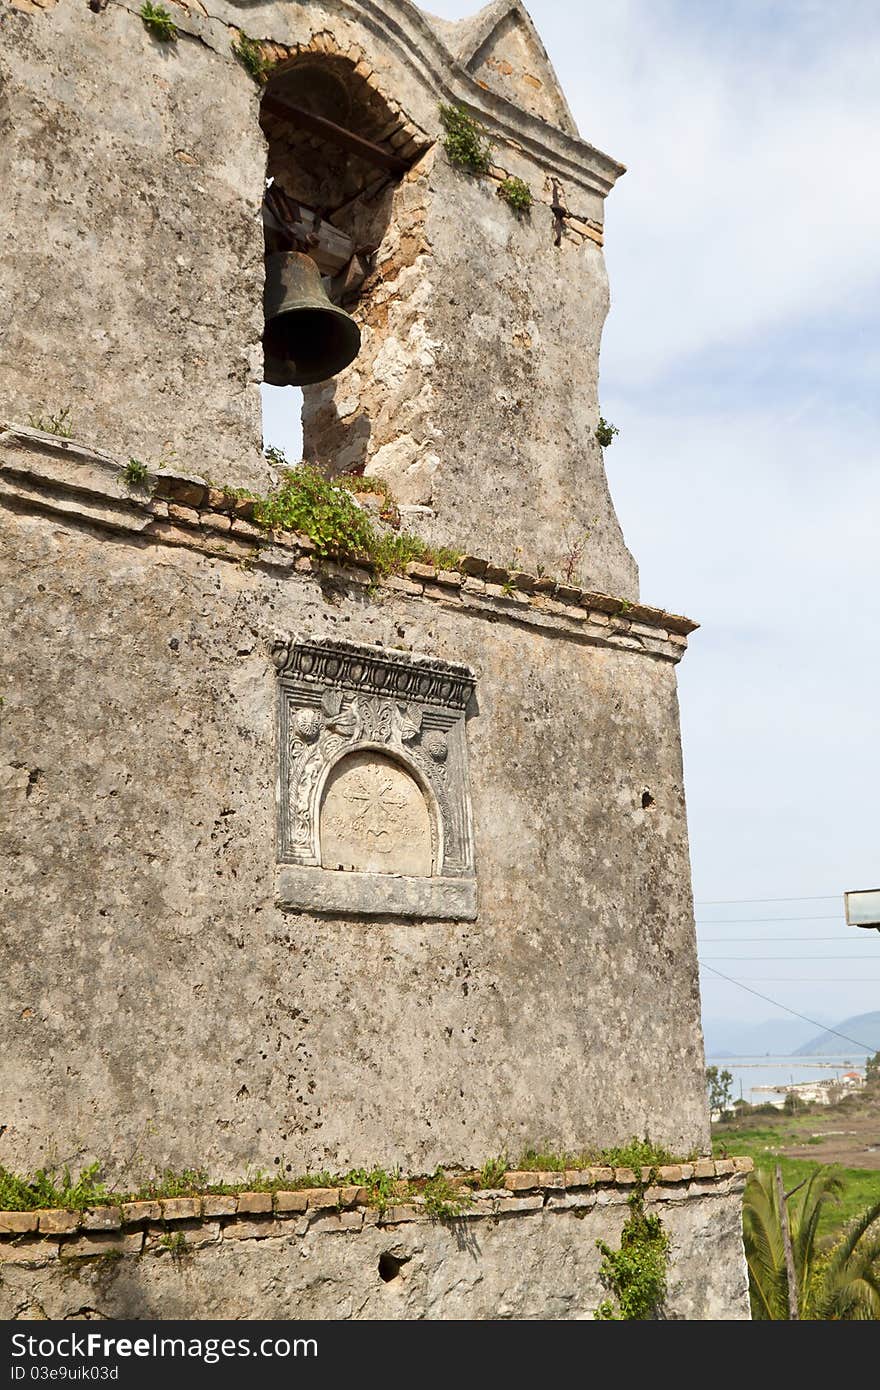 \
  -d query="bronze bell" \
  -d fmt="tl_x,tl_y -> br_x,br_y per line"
263,251 -> 361,387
